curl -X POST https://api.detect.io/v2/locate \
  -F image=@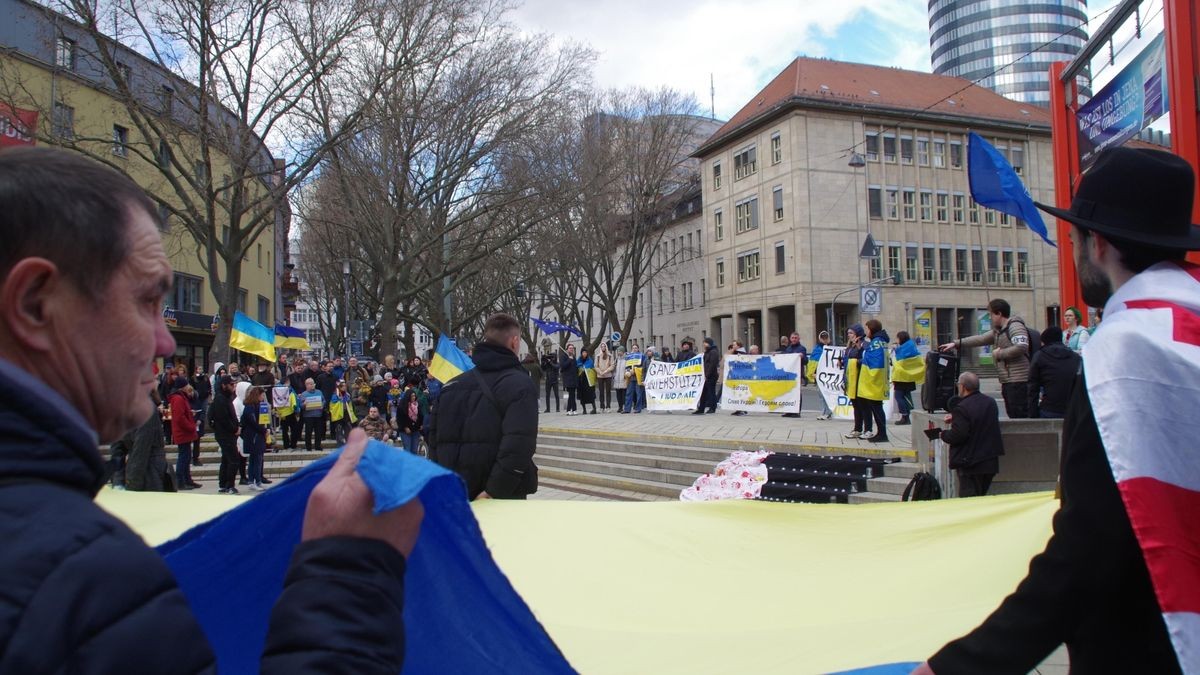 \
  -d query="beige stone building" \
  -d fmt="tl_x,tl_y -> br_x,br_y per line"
693,57 -> 1061,362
